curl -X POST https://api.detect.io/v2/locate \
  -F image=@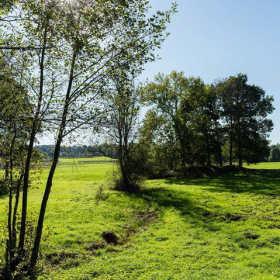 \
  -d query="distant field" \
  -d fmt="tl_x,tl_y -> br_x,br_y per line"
245,162 -> 280,169
58,156 -> 116,164
1,159 -> 280,279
